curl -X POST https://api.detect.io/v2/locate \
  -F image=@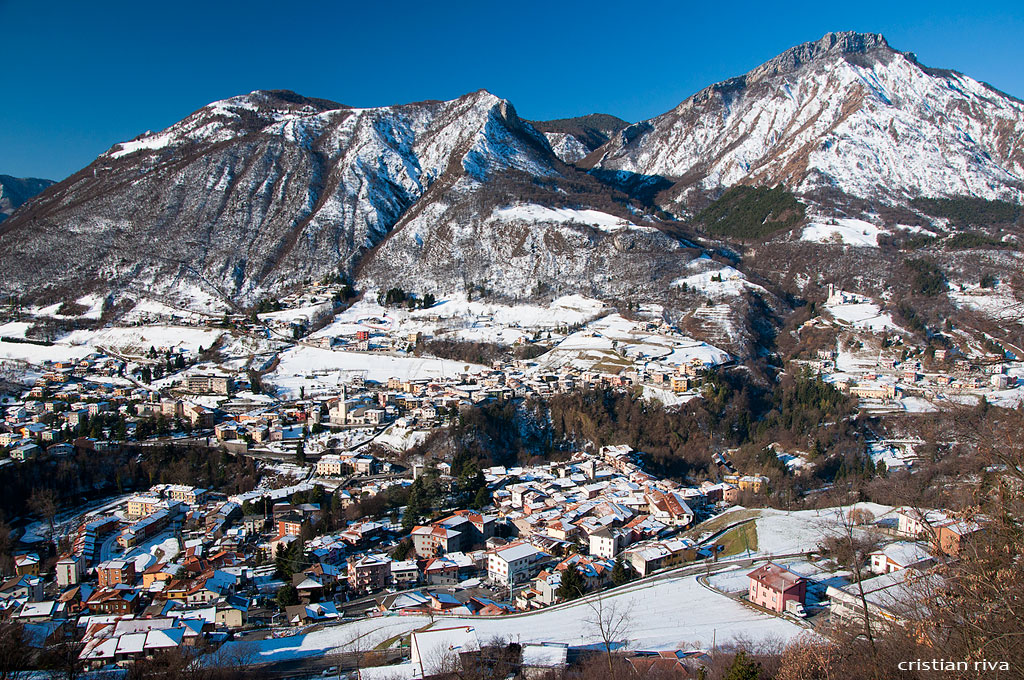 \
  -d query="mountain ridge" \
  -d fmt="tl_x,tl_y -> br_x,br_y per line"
584,31 -> 1024,212
0,32 -> 1022,322
0,175 -> 54,223
0,89 -> 569,308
